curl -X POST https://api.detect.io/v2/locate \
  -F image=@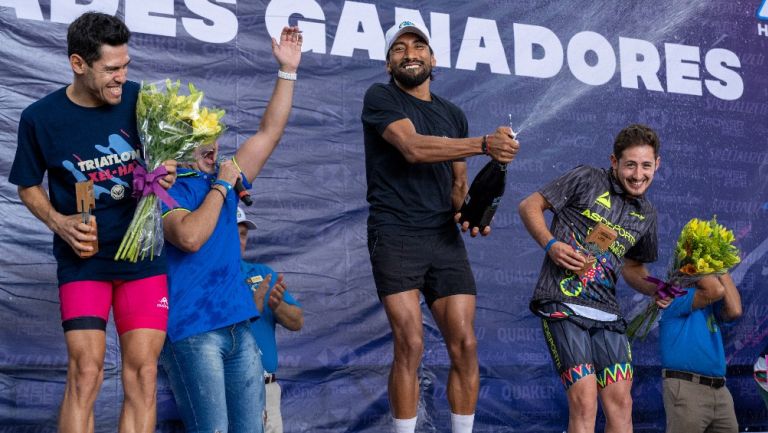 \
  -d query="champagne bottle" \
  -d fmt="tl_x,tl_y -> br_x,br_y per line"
459,116 -> 515,231
458,160 -> 507,230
